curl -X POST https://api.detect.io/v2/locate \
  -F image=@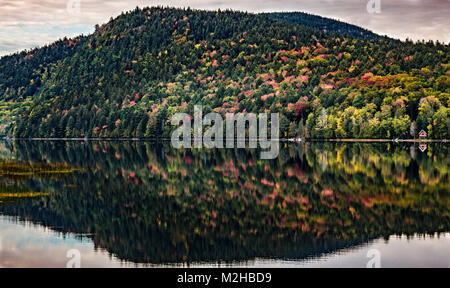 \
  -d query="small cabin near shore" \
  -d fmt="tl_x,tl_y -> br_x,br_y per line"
419,130 -> 427,139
